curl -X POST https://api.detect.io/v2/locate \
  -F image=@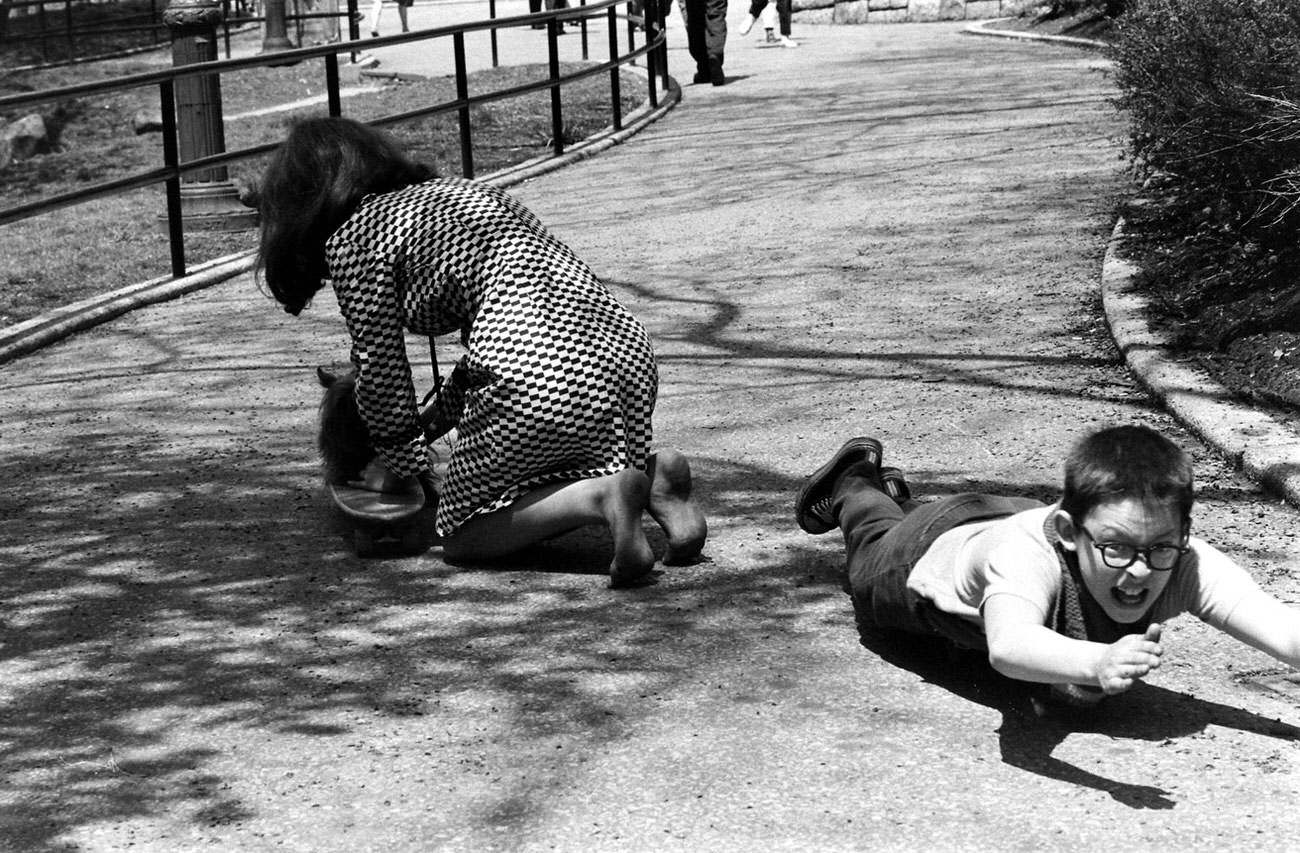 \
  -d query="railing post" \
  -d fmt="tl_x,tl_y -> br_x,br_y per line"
657,0 -> 669,89
346,0 -> 361,64
62,0 -> 73,61
37,1 -> 49,64
325,52 -> 343,116
454,32 -> 474,178
606,5 -> 621,132
159,80 -> 187,277
488,0 -> 499,68
643,0 -> 658,109
547,16 -> 564,156
578,0 -> 588,60
162,0 -> 258,231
